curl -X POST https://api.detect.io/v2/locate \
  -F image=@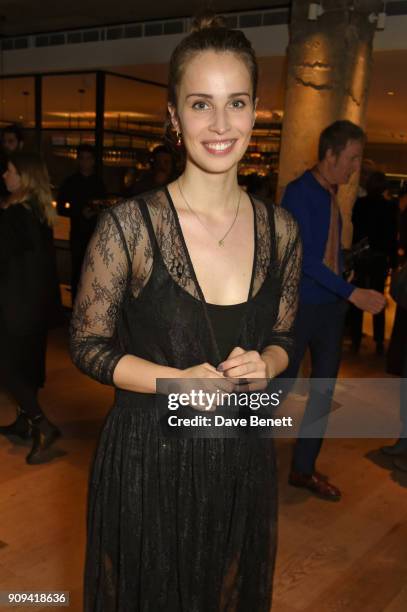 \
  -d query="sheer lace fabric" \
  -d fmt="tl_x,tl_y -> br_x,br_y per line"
70,187 -> 302,612
71,188 -> 301,383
